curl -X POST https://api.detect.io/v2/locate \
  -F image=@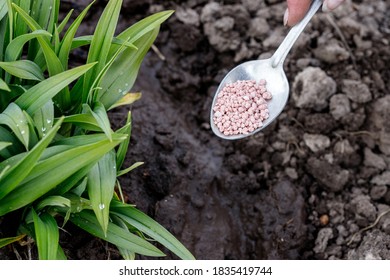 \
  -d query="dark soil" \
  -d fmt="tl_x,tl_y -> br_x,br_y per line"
1,0 -> 390,260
